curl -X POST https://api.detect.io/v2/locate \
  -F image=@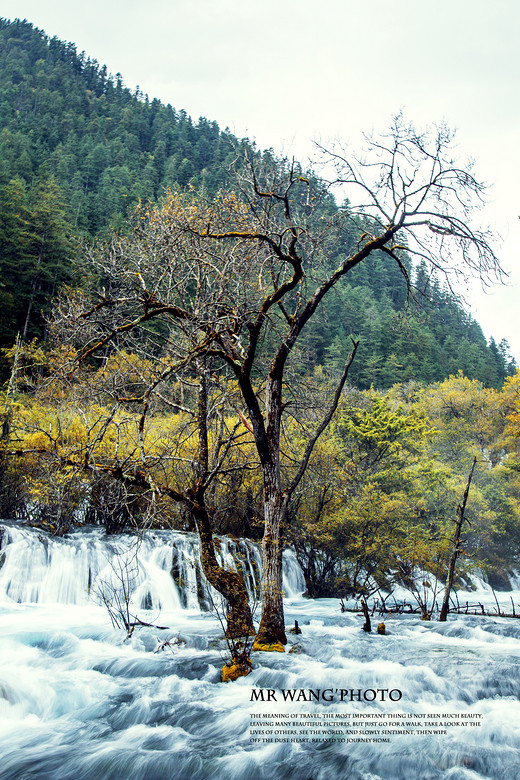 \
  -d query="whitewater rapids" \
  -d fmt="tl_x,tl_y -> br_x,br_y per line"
1,523 -> 519,780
